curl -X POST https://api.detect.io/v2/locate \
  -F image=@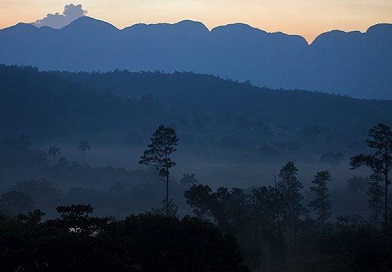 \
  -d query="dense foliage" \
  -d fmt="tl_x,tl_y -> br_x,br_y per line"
0,205 -> 249,271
